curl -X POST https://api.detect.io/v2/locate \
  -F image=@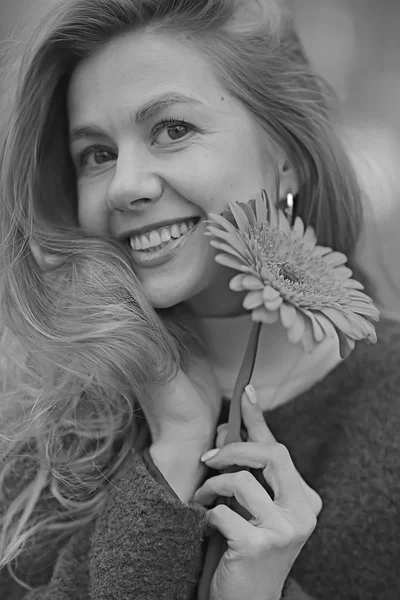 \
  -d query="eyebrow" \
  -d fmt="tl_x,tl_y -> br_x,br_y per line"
69,92 -> 202,143
132,92 -> 202,126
